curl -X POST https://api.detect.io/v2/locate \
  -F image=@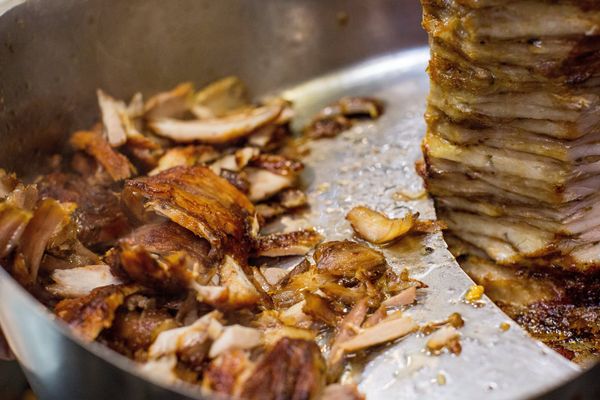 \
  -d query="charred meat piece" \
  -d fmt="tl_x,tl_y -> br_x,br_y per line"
240,338 -> 326,400
105,307 -> 179,359
37,172 -> 130,248
314,241 -> 386,280
202,349 -> 253,396
123,166 -> 255,258
254,229 -> 323,257
55,284 -> 138,341
118,221 -> 212,273
70,130 -> 135,181
118,244 -> 197,293
304,97 -> 384,139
